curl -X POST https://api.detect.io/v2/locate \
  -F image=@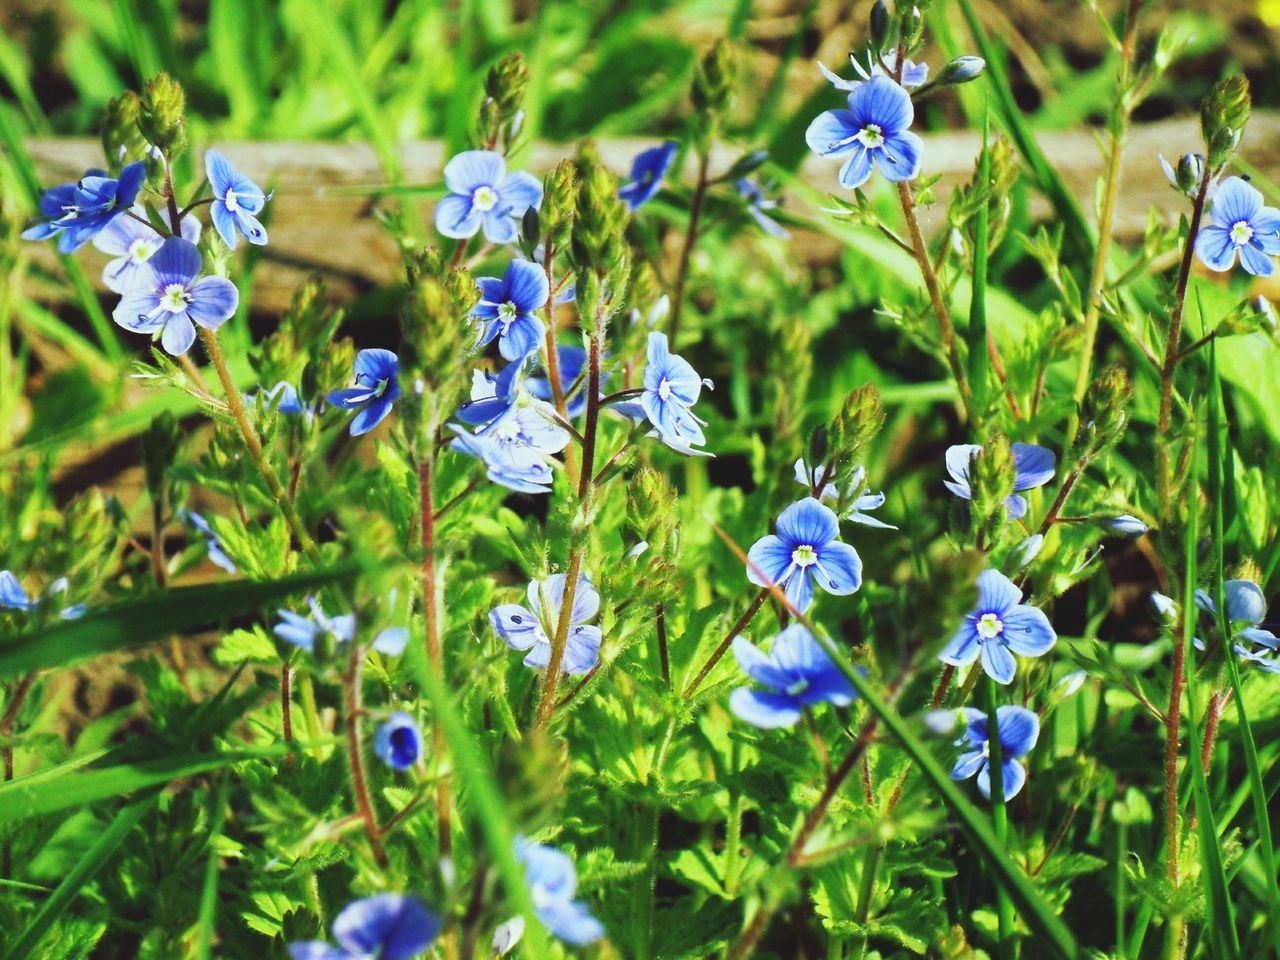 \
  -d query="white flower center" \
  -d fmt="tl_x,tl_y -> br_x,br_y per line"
792,544 -> 818,568
658,378 -> 673,401
472,186 -> 499,212
160,283 -> 191,312
856,124 -> 884,148
128,238 -> 157,263
1231,220 -> 1254,246
785,678 -> 809,696
490,417 -> 521,443
498,301 -> 518,330
977,612 -> 1004,640
225,189 -> 240,212
372,377 -> 389,398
